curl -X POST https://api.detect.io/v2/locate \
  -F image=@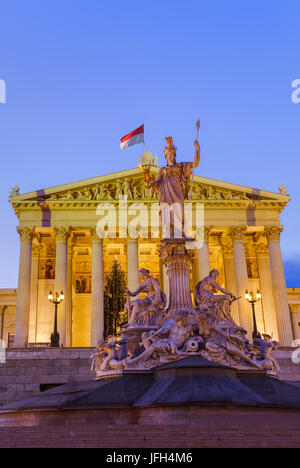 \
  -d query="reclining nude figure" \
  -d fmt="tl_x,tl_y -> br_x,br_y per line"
125,311 -> 193,365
